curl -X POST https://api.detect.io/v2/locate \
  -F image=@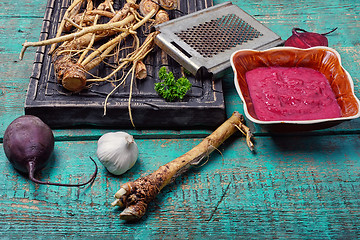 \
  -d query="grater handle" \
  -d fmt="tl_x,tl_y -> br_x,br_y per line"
155,33 -> 201,75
